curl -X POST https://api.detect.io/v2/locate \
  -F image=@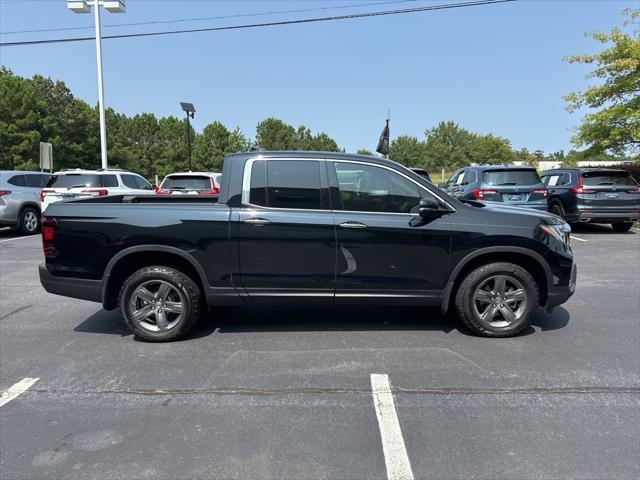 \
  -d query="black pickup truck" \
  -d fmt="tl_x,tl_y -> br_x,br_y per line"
40,151 -> 576,341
